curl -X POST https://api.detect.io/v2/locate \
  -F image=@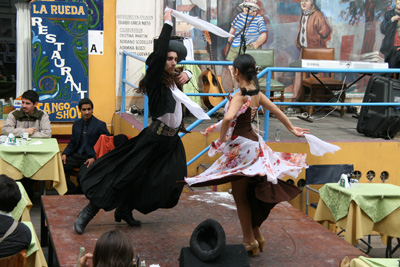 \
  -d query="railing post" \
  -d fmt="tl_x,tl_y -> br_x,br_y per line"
144,95 -> 149,127
263,69 -> 272,141
121,53 -> 127,113
143,64 -> 149,127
